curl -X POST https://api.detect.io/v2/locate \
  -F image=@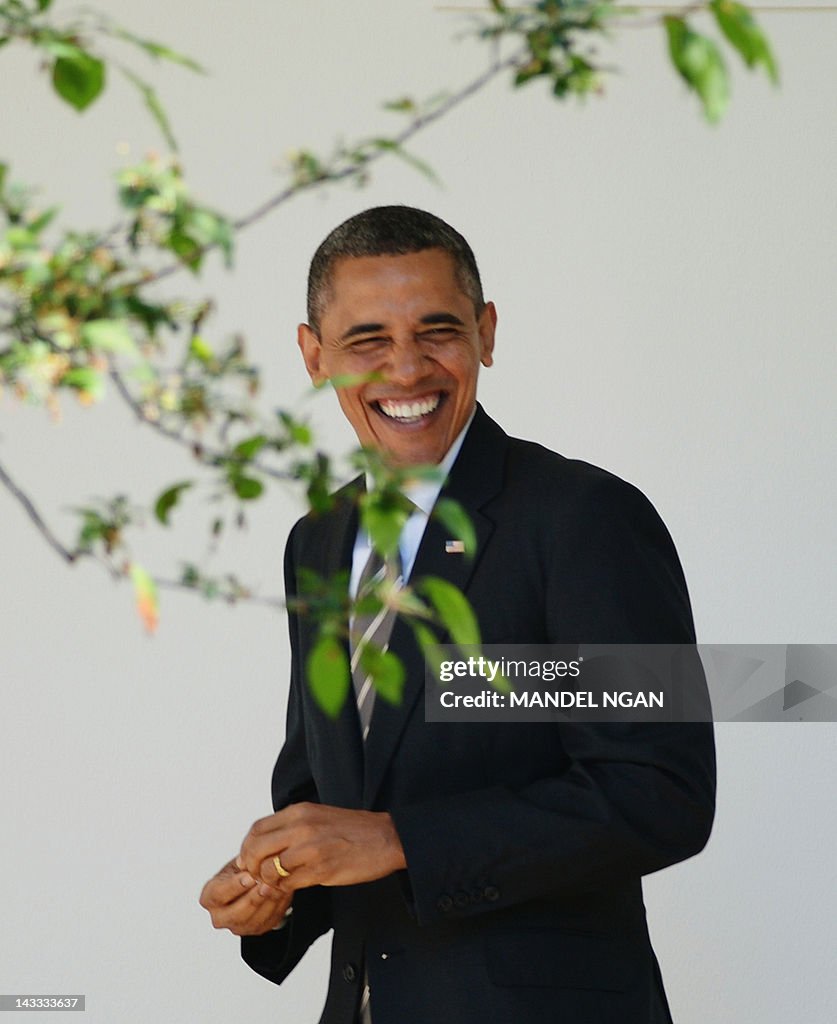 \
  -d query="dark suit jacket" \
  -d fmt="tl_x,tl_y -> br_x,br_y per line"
242,406 -> 716,1024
